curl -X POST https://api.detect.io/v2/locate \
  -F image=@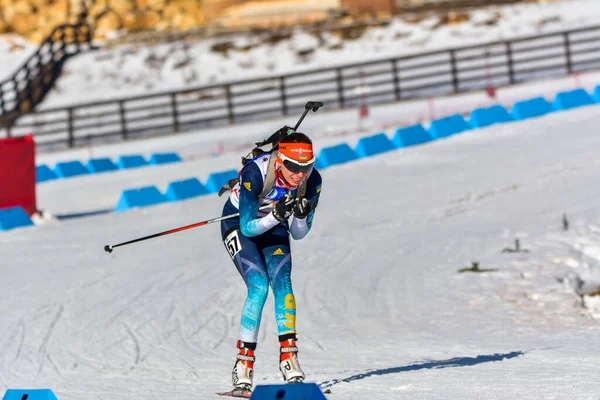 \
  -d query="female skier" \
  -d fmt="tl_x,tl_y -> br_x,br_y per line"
220,130 -> 322,395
